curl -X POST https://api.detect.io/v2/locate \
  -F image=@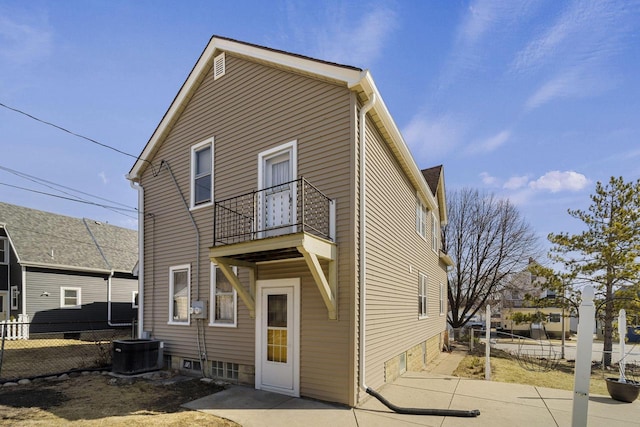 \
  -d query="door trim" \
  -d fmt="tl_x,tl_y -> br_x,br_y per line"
255,278 -> 300,397
257,140 -> 298,236
0,291 -> 8,321
257,140 -> 297,191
